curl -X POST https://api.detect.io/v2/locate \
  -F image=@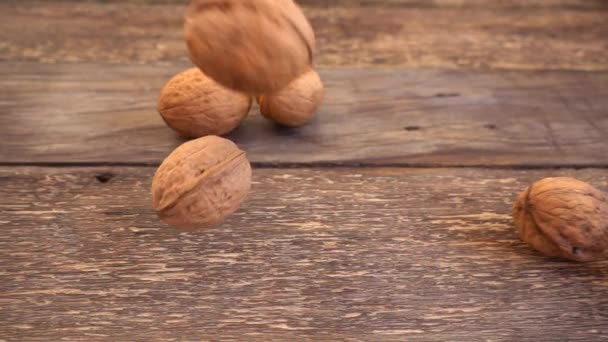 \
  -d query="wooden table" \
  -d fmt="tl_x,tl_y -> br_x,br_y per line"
1,1 -> 607,340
